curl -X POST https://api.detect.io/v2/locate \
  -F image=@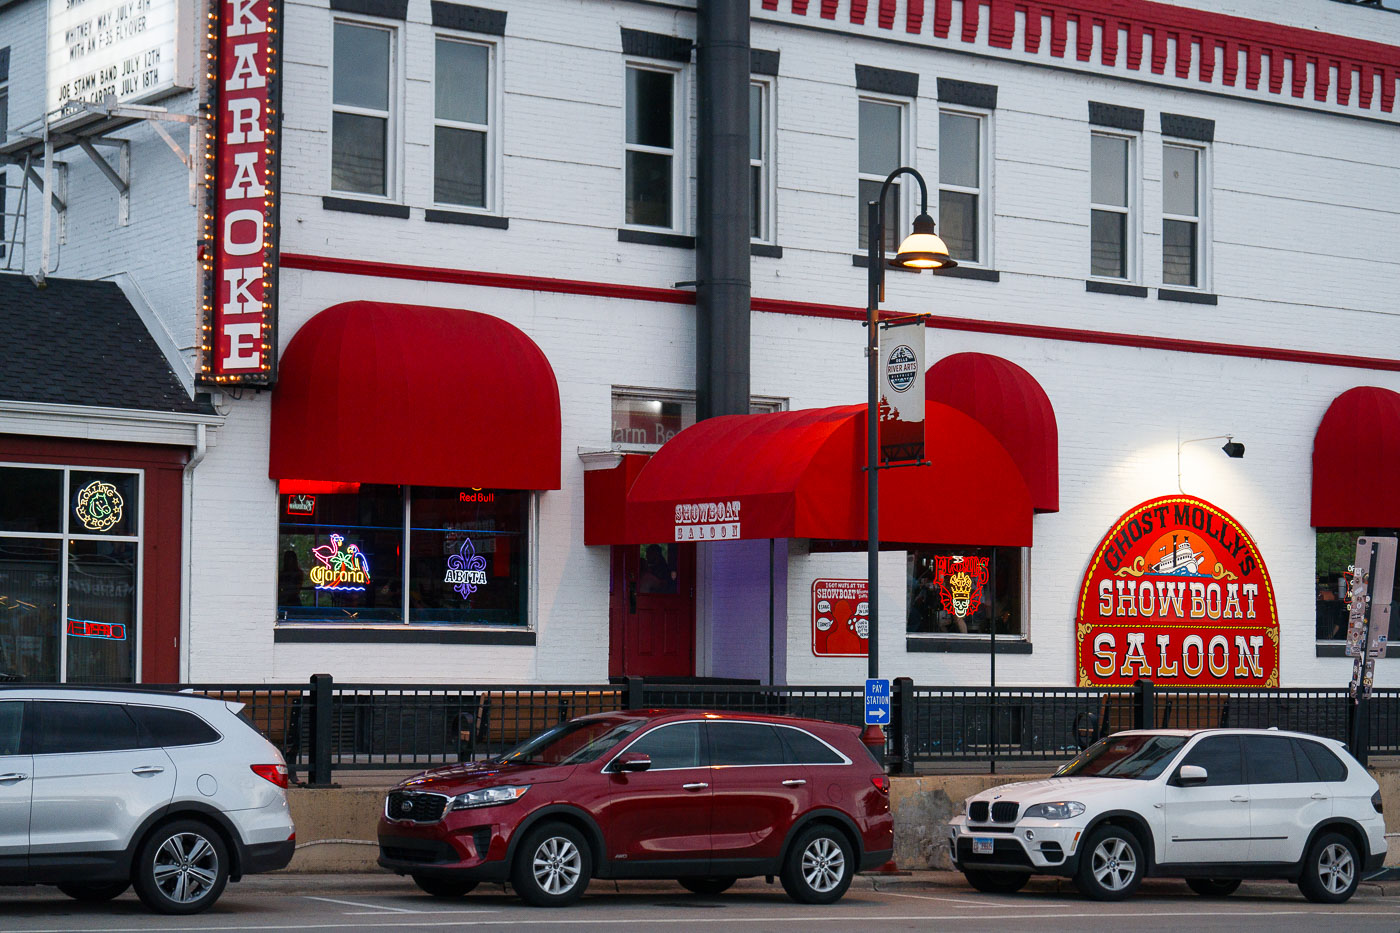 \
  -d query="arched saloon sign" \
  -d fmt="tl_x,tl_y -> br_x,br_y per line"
1076,495 -> 1279,687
